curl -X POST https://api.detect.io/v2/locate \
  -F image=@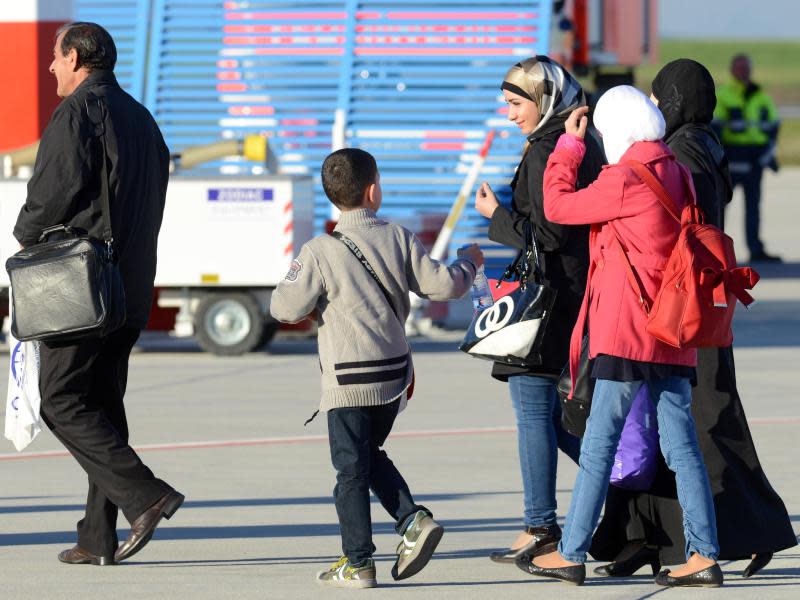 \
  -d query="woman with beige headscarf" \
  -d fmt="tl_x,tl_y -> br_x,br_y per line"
474,56 -> 604,563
